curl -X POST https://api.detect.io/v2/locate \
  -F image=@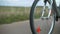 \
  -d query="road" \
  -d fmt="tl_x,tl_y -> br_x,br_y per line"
0,19 -> 60,34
